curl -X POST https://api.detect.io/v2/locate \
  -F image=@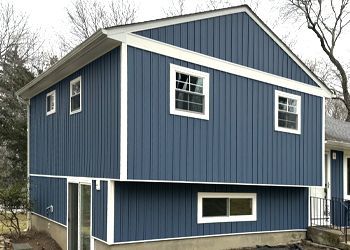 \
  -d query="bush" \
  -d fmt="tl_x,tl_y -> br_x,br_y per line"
0,182 -> 30,237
